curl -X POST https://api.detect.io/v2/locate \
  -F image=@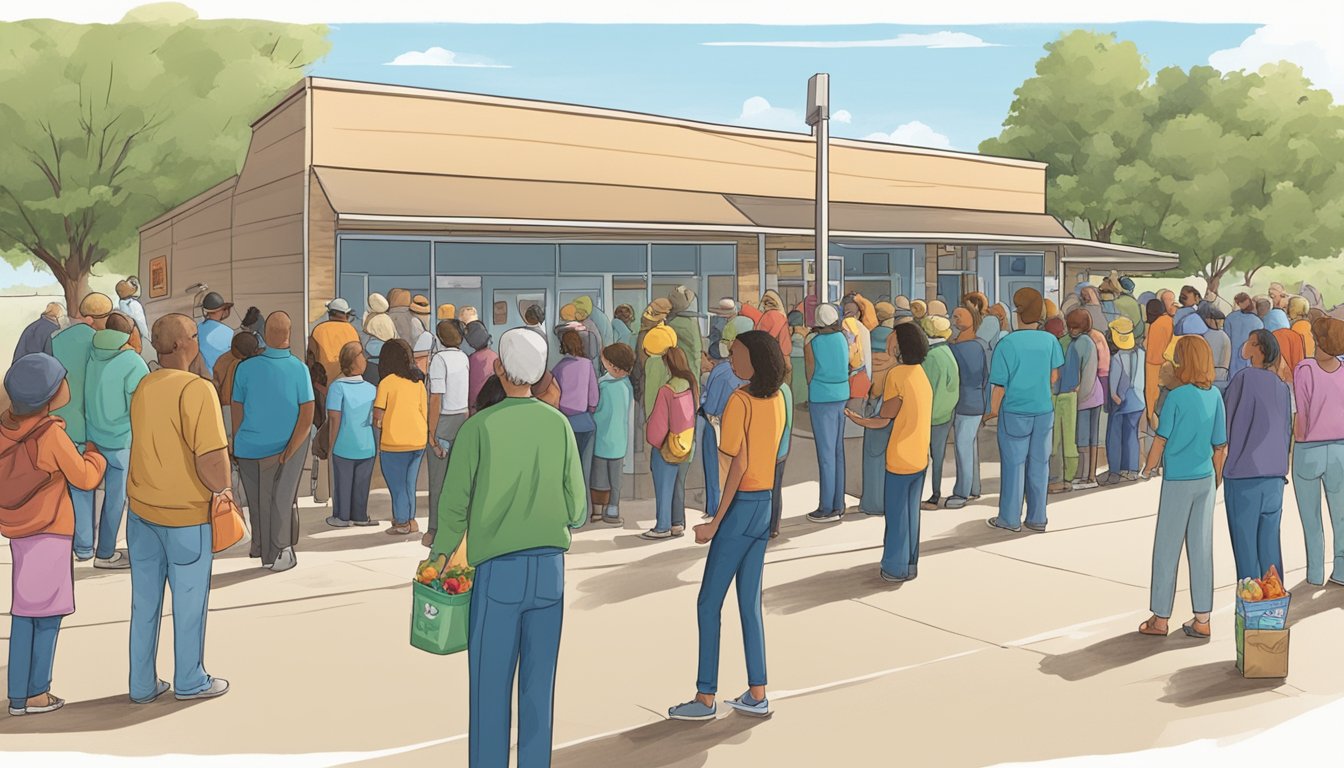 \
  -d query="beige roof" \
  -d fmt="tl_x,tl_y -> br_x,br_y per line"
726,195 -> 1073,239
